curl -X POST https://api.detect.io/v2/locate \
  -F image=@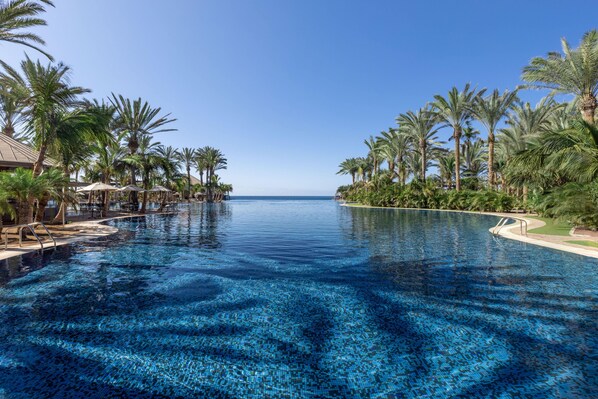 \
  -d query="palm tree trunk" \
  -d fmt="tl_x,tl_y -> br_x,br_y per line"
420,141 -> 426,182
187,167 -> 191,202
2,125 -> 14,138
579,93 -> 597,124
454,129 -> 461,191
141,189 -> 148,213
32,142 -> 48,178
53,166 -> 70,224
488,129 -> 495,188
